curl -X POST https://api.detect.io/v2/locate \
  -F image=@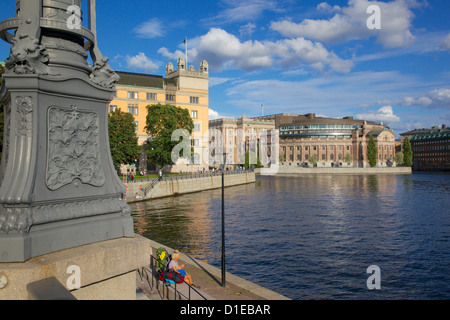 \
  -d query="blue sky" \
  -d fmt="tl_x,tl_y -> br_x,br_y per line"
0,0 -> 449,136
